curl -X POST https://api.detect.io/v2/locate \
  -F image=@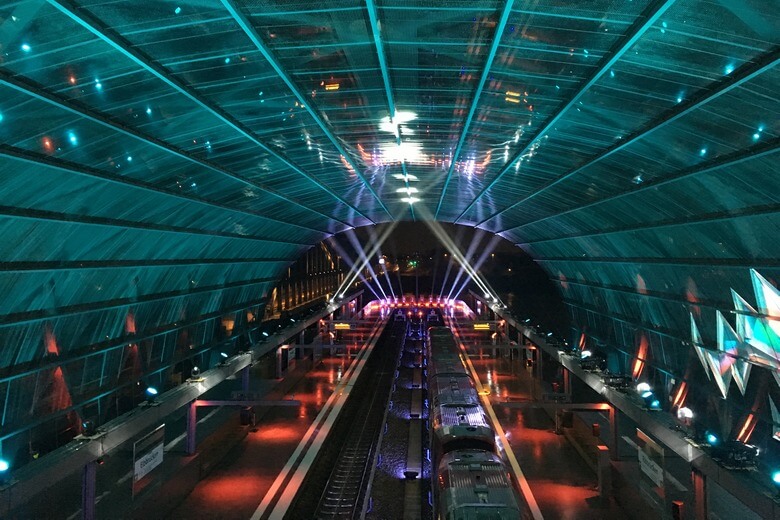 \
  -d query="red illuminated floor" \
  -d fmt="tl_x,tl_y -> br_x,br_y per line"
169,355 -> 353,519
471,356 -> 654,520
